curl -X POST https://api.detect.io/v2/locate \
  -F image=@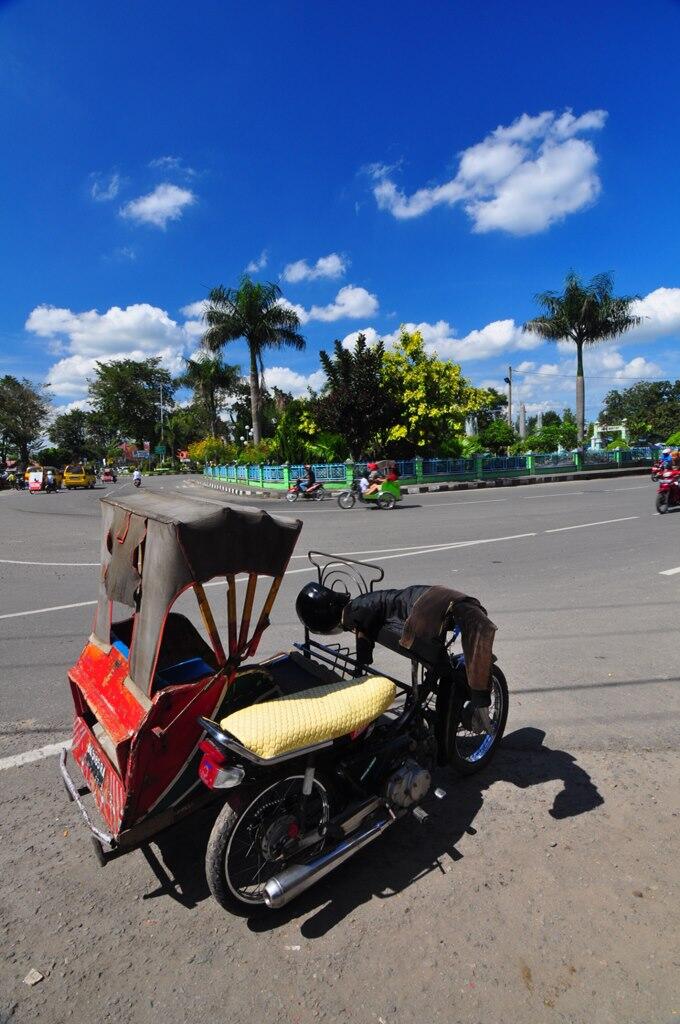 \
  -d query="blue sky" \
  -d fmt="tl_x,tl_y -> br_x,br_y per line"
3,0 -> 680,423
